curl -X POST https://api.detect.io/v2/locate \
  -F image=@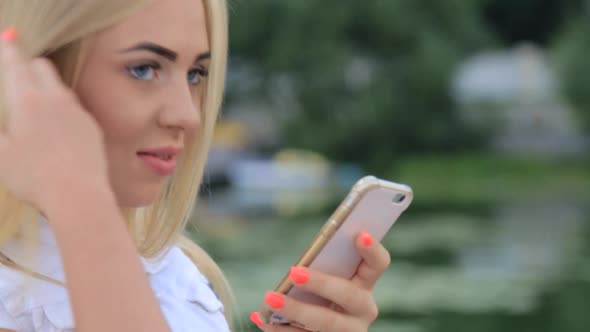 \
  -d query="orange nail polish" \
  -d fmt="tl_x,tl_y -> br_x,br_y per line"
1,27 -> 18,42
360,230 -> 373,247
249,311 -> 264,329
289,266 -> 310,284
265,291 -> 286,309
